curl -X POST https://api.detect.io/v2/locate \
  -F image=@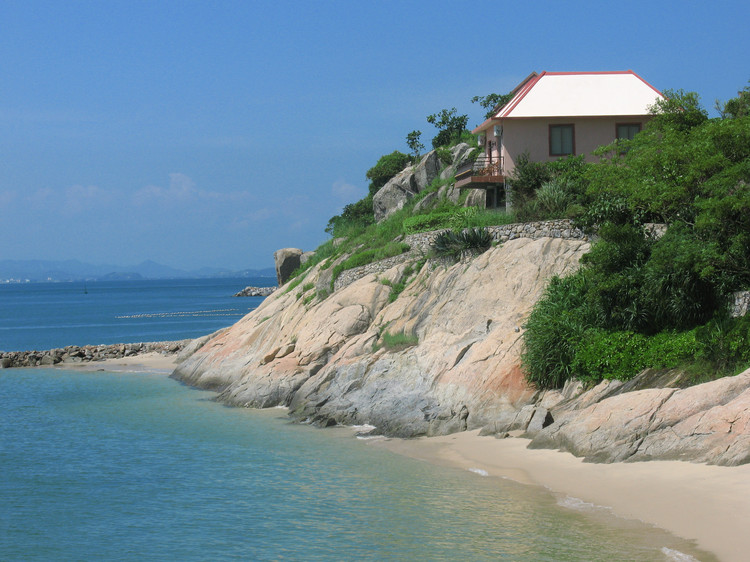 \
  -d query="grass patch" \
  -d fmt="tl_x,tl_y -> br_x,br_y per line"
302,293 -> 316,306
373,329 -> 418,352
